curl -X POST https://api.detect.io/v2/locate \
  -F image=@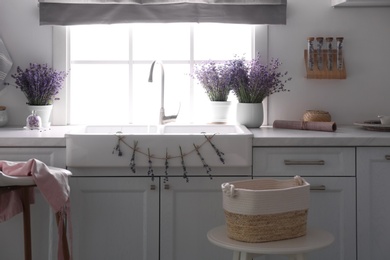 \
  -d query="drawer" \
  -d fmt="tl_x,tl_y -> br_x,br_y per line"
253,147 -> 355,177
